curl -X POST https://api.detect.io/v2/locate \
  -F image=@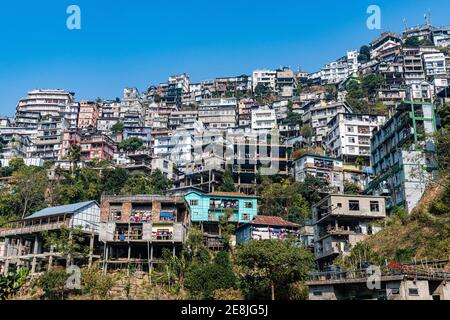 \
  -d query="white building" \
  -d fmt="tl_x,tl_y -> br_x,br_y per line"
423,53 -> 447,77
302,101 -> 353,145
251,107 -> 277,131
326,113 -> 386,166
168,74 -> 190,93
198,98 -> 237,129
15,89 -> 76,128
252,70 -> 277,92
